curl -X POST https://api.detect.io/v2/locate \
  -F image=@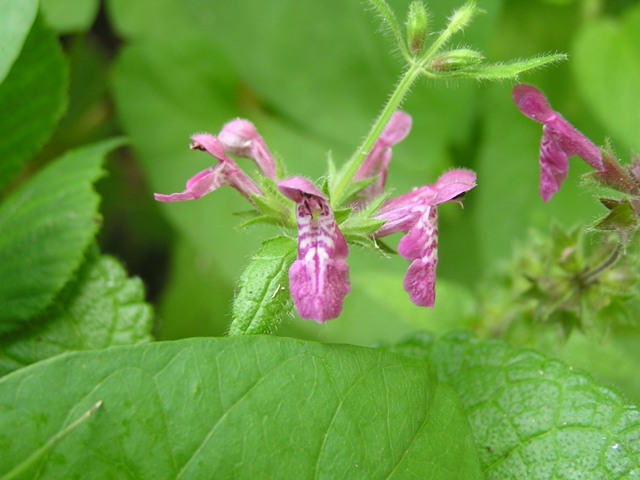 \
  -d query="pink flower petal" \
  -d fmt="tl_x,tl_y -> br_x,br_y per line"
154,133 -> 262,203
398,206 -> 438,307
539,127 -> 569,202
513,84 -> 603,201
219,119 -> 277,179
278,176 -> 350,322
355,111 -> 413,200
512,84 -> 555,123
